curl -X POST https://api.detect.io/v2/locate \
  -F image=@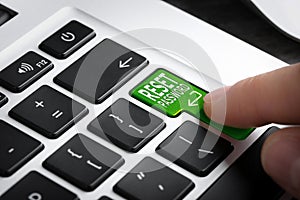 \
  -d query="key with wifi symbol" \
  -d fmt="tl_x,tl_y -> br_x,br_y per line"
0,51 -> 54,92
18,62 -> 34,74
